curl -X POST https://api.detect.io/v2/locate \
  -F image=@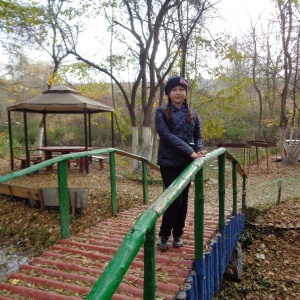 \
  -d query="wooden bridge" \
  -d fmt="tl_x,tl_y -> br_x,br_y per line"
0,148 -> 246,300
